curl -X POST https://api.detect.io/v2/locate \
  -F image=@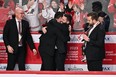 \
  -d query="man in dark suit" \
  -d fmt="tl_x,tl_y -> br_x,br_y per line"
55,14 -> 72,71
92,1 -> 110,32
3,7 -> 37,70
39,12 -> 65,71
82,12 -> 105,71
39,12 -> 71,71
